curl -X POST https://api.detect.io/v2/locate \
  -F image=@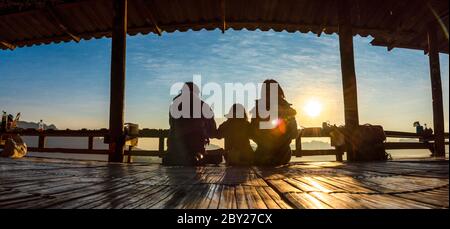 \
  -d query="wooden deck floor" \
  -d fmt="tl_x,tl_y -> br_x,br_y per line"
0,157 -> 448,209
